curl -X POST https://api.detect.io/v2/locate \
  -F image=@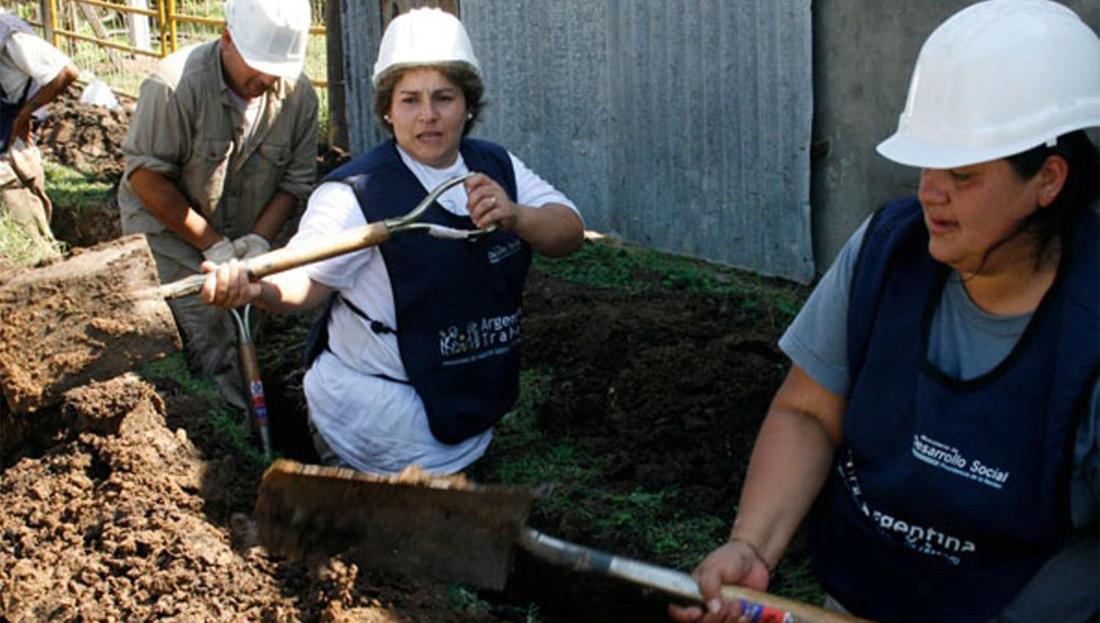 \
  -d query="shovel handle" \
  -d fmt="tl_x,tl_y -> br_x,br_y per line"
159,222 -> 392,299
518,528 -> 871,623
